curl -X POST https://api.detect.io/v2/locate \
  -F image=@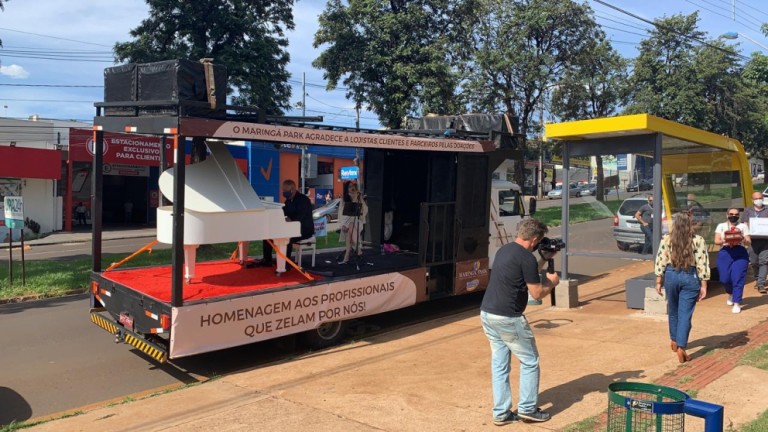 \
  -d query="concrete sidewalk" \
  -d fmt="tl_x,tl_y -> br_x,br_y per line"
0,227 -> 156,248
28,261 -> 768,431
